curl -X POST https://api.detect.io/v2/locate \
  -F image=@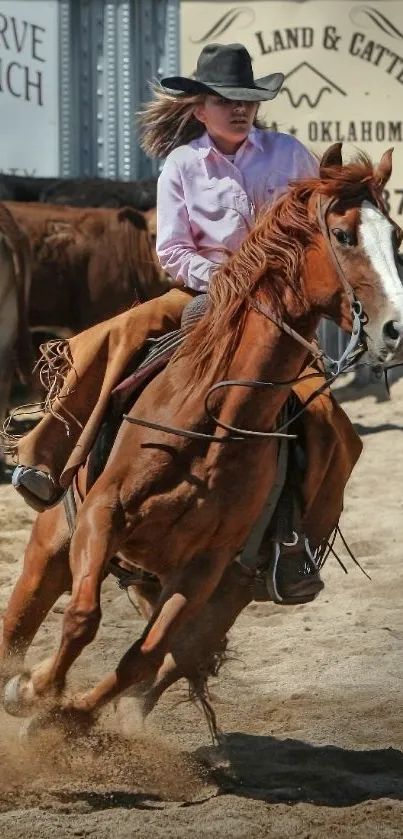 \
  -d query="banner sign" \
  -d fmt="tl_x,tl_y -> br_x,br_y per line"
181,2 -> 403,219
0,1 -> 59,176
